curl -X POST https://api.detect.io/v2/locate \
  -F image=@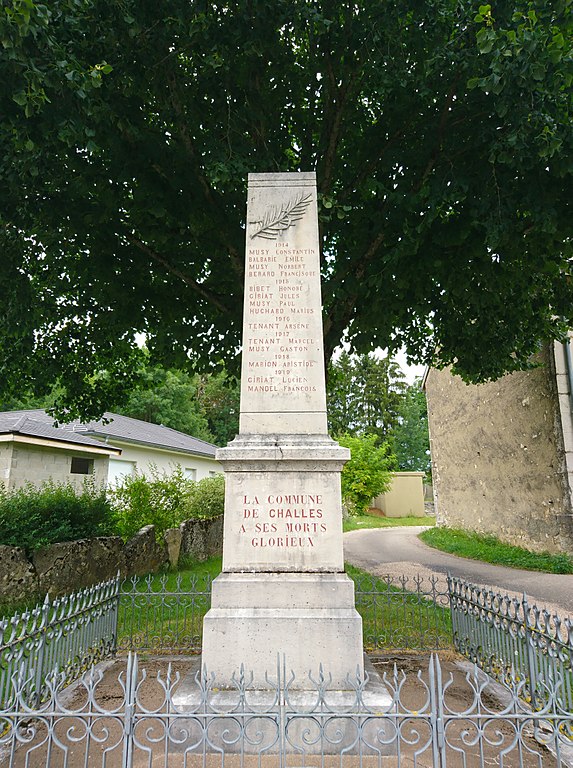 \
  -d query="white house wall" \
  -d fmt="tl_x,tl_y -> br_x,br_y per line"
0,444 -> 13,486
102,440 -> 221,485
